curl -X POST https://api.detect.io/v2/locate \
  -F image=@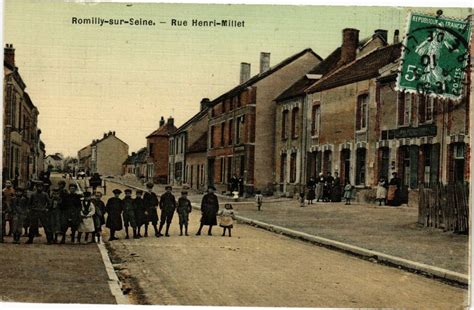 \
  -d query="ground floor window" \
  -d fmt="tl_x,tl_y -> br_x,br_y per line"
323,150 -> 332,174
450,143 -> 465,184
378,147 -> 390,180
290,152 -> 297,183
355,148 -> 366,185
280,153 -> 287,183
340,149 -> 351,185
